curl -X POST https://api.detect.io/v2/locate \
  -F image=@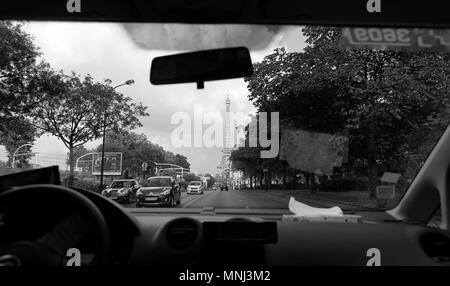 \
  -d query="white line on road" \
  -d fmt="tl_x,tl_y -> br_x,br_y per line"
182,192 -> 212,208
